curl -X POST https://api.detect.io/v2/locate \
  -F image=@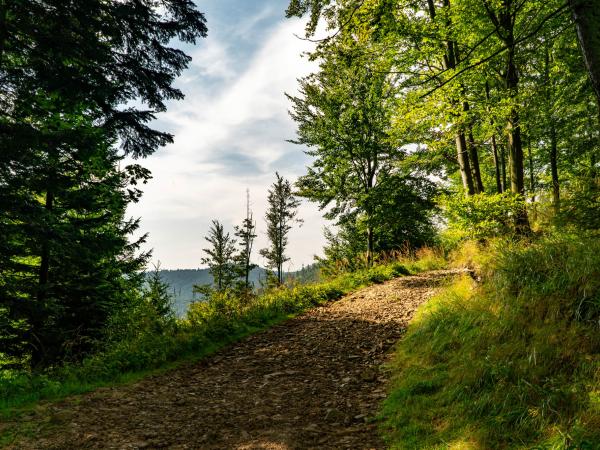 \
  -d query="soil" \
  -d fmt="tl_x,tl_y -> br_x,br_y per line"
6,270 -> 457,450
